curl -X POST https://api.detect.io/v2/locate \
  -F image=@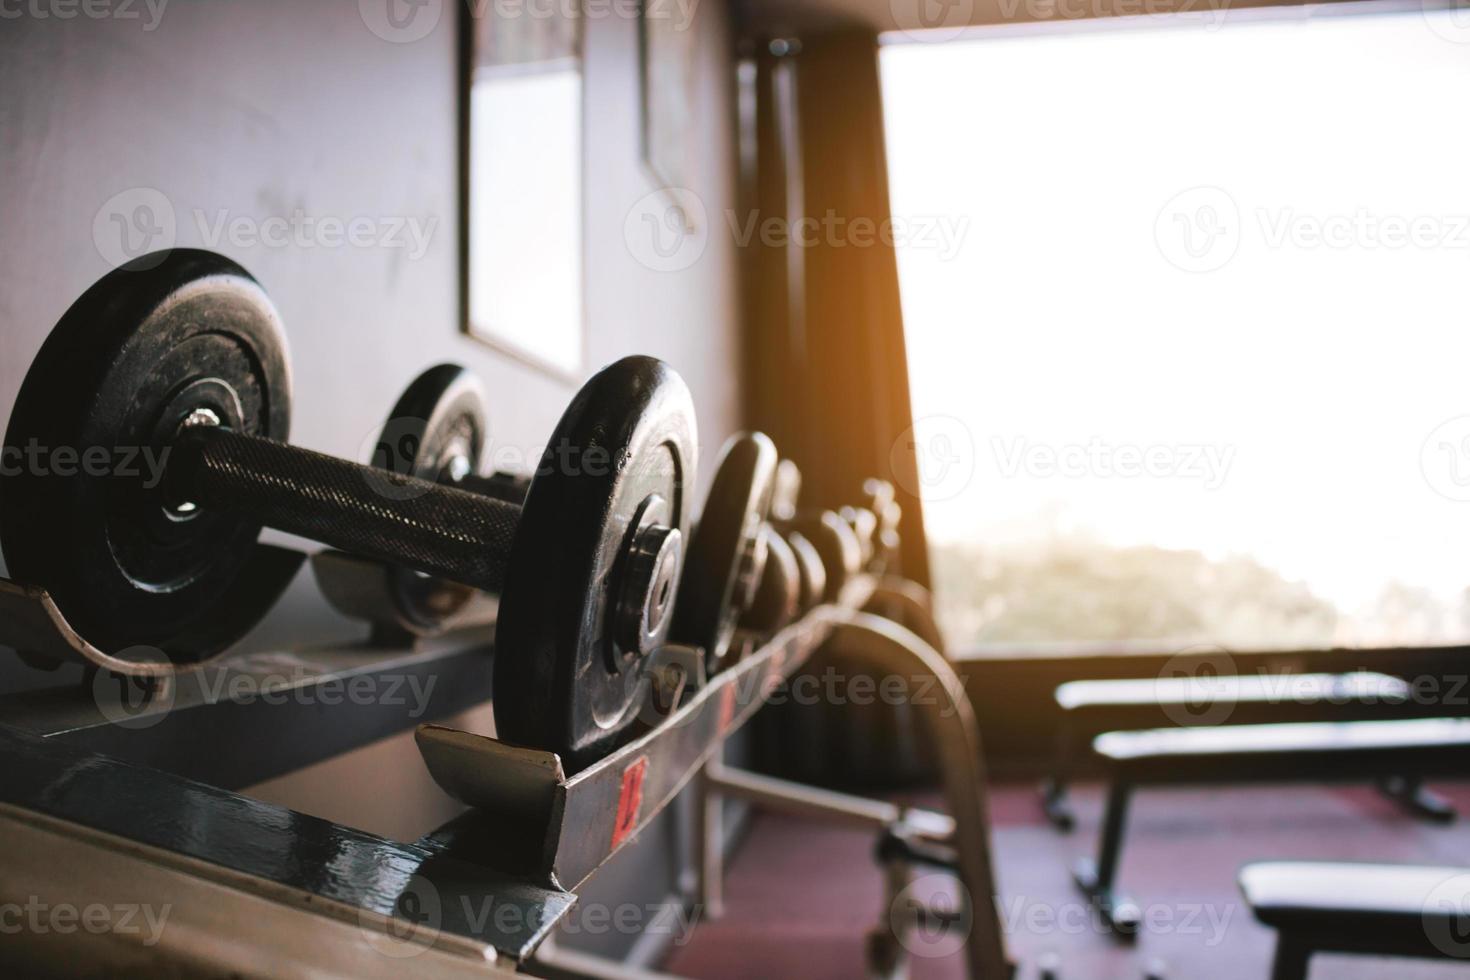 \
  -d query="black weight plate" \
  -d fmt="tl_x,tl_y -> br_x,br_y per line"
374,364 -> 489,631
786,530 -> 827,612
790,511 -> 862,602
493,356 -> 696,768
670,432 -> 778,672
740,525 -> 799,635
0,249 -> 291,661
